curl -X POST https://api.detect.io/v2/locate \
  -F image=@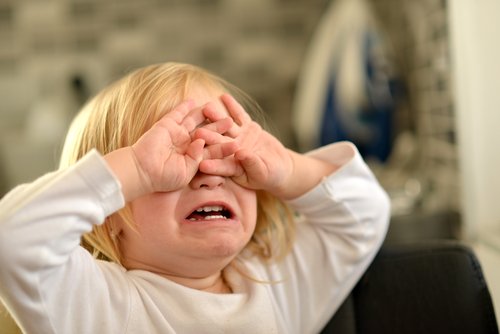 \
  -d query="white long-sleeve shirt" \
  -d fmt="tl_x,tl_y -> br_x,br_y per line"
0,142 -> 390,334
